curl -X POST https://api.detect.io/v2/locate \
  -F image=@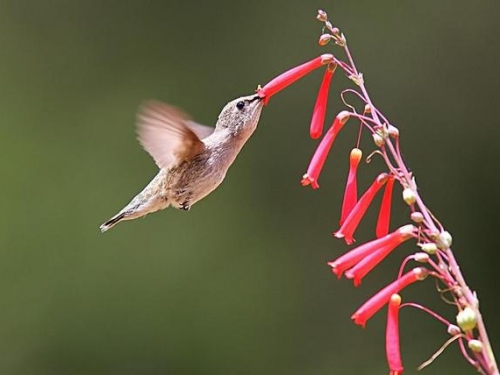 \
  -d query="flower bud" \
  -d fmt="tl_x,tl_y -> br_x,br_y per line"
410,212 -> 424,223
447,324 -> 461,336
457,307 -> 477,332
331,27 -> 340,35
402,188 -> 416,205
436,231 -> 452,249
388,125 -> 399,138
419,243 -> 437,255
373,133 -> 385,147
318,34 -> 332,46
414,252 -> 429,263
317,10 -> 327,22
337,33 -> 347,47
349,72 -> 364,86
364,104 -> 371,114
468,339 -> 483,353
350,147 -> 363,162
